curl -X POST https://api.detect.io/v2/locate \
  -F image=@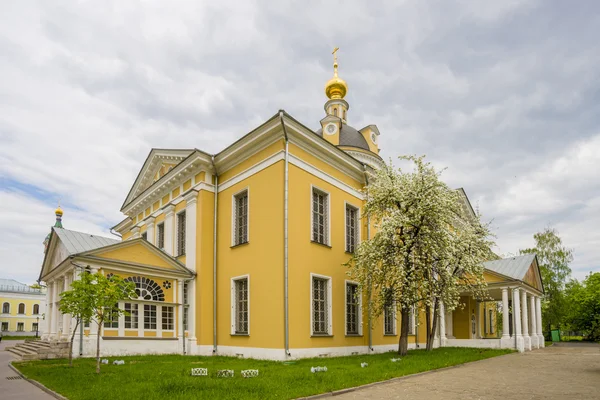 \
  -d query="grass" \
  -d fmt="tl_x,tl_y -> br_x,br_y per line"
1,335 -> 39,341
13,347 -> 513,400
561,335 -> 584,342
